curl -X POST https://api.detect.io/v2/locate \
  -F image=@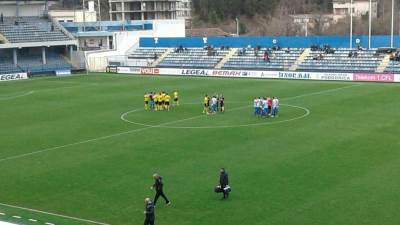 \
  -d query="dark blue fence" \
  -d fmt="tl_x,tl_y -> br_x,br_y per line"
140,35 -> 400,49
